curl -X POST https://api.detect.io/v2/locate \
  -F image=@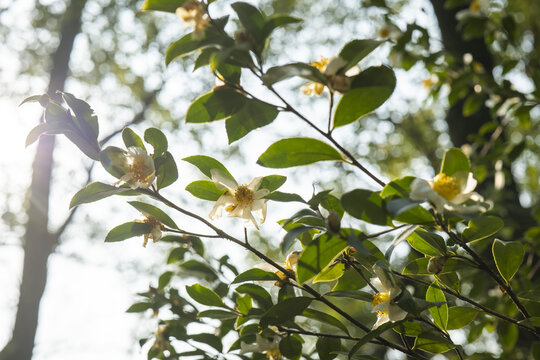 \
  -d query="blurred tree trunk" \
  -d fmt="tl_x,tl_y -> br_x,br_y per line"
429,0 -> 535,235
0,0 -> 87,359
